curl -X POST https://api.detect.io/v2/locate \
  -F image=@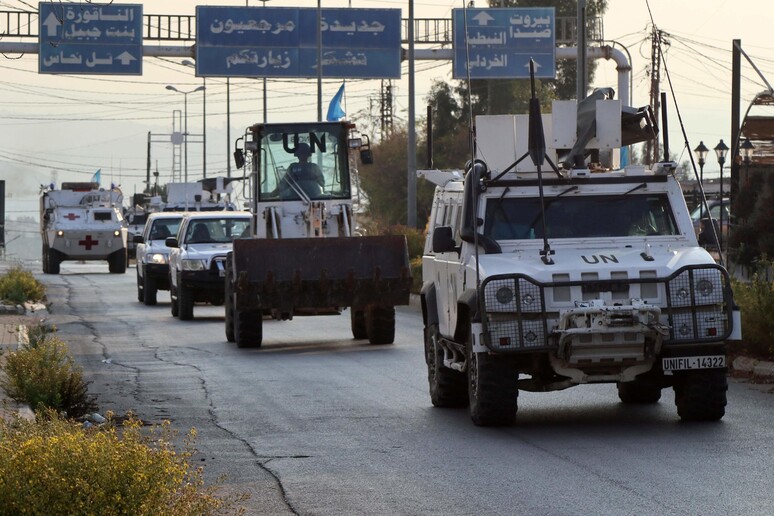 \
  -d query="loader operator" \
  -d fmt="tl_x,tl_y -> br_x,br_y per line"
279,142 -> 325,199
